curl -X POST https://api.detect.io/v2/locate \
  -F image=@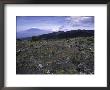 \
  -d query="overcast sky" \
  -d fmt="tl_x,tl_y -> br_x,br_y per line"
16,16 -> 94,32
